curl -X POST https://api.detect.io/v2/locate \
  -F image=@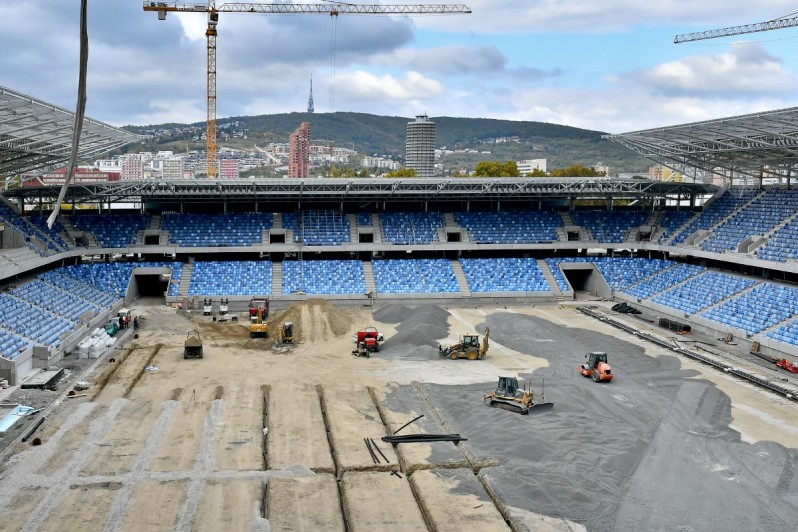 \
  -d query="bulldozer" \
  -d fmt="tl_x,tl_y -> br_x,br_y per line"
439,328 -> 489,360
484,376 -> 553,415
249,306 -> 268,337
184,329 -> 203,359
579,352 -> 613,383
